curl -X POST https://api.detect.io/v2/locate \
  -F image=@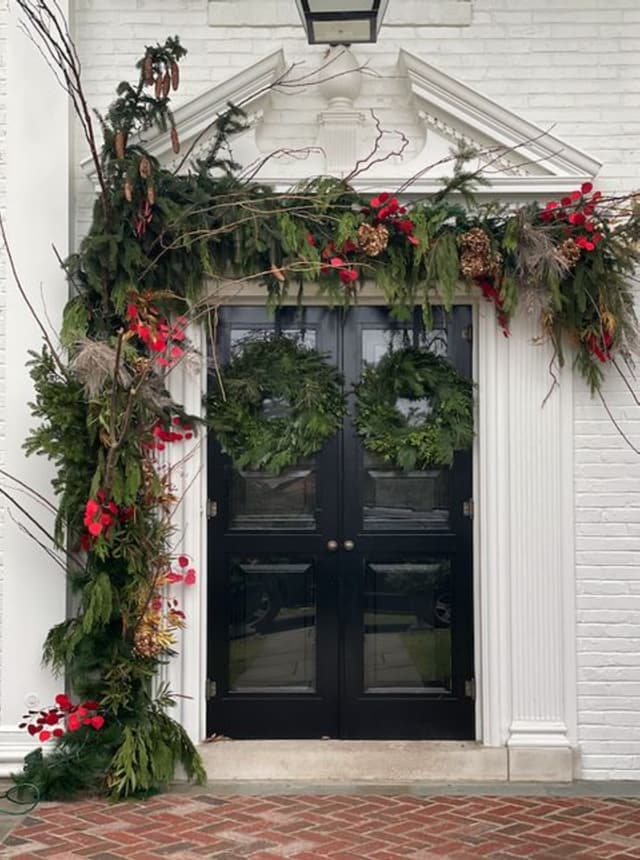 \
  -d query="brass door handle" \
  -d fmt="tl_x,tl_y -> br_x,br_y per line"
343,540 -> 355,551
327,540 -> 339,552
